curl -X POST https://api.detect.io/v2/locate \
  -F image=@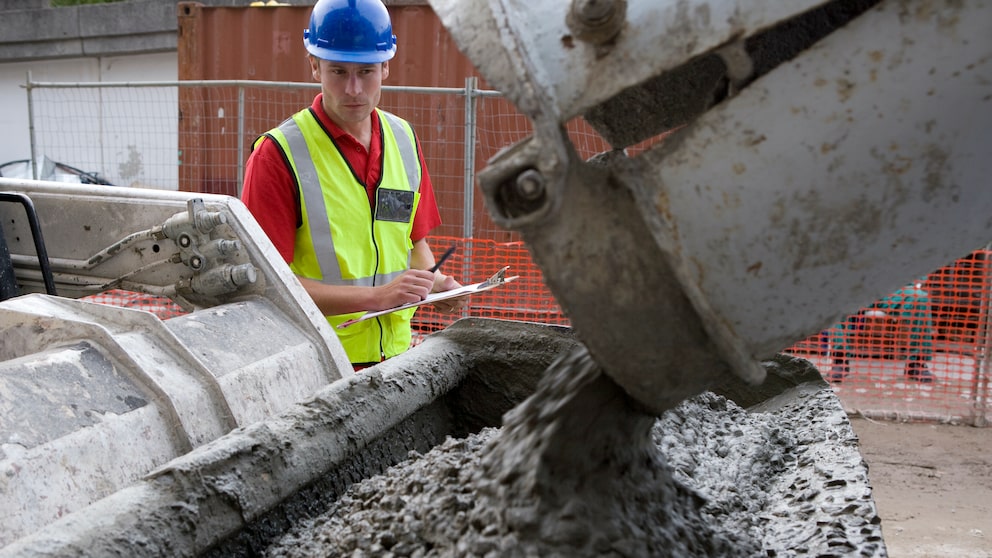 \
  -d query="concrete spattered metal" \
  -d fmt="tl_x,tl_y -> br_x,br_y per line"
639,0 -> 992,359
0,304 -> 881,556
0,311 -> 882,556
459,0 -> 992,415
0,293 -> 344,547
0,319 -> 578,557
0,178 -> 352,547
